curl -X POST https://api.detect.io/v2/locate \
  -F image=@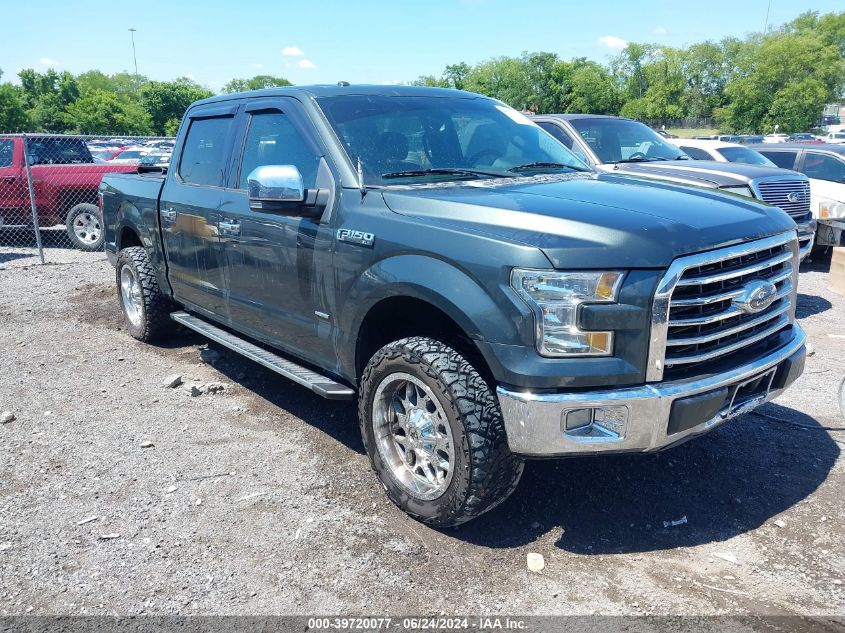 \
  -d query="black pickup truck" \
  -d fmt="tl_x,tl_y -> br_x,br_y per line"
100,85 -> 806,526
